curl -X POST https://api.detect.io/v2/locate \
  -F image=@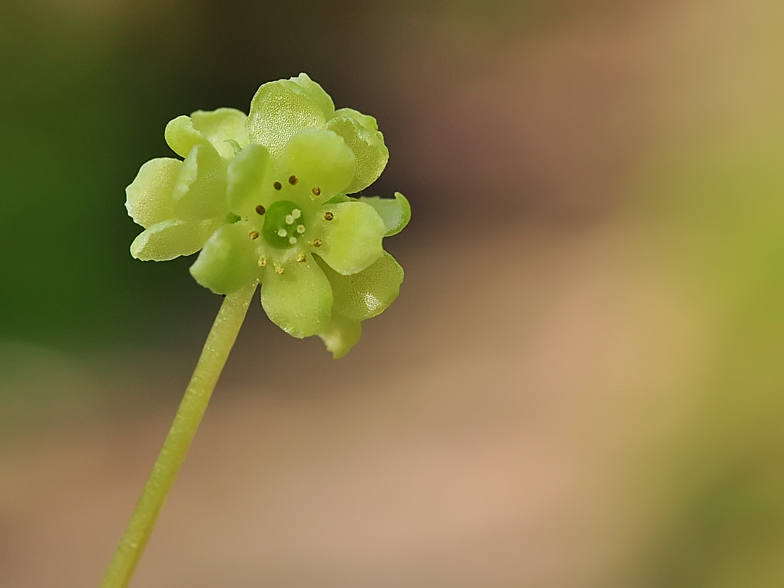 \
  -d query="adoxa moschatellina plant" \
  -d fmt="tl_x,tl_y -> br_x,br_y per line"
102,74 -> 409,588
